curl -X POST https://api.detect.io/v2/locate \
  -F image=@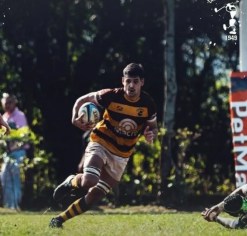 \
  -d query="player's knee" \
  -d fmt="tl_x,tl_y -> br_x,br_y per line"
79,166 -> 101,188
82,176 -> 98,189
